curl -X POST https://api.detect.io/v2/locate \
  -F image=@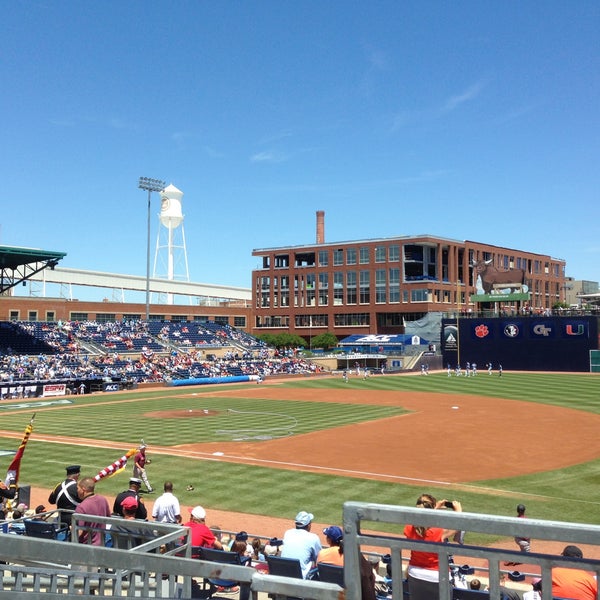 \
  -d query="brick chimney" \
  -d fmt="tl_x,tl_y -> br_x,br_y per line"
316,210 -> 325,244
